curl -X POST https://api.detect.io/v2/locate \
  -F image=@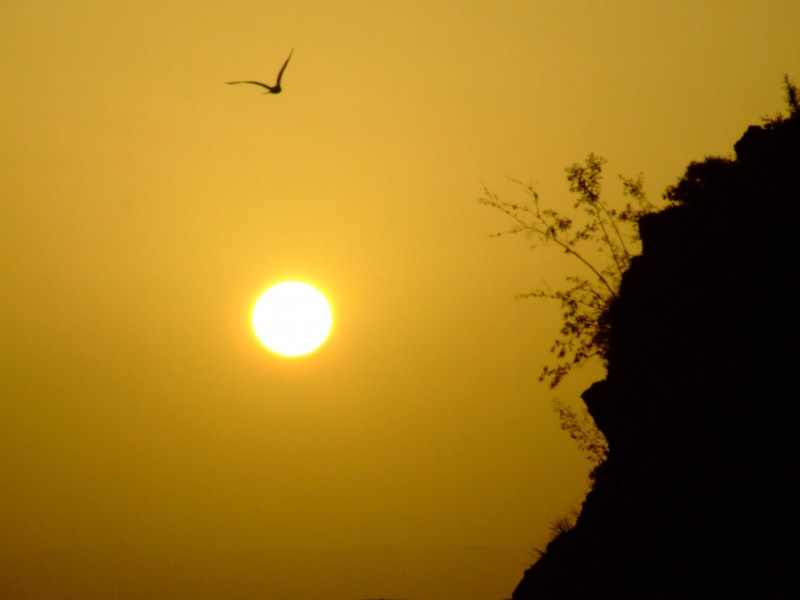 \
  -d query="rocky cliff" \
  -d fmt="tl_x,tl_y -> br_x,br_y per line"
512,107 -> 800,598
